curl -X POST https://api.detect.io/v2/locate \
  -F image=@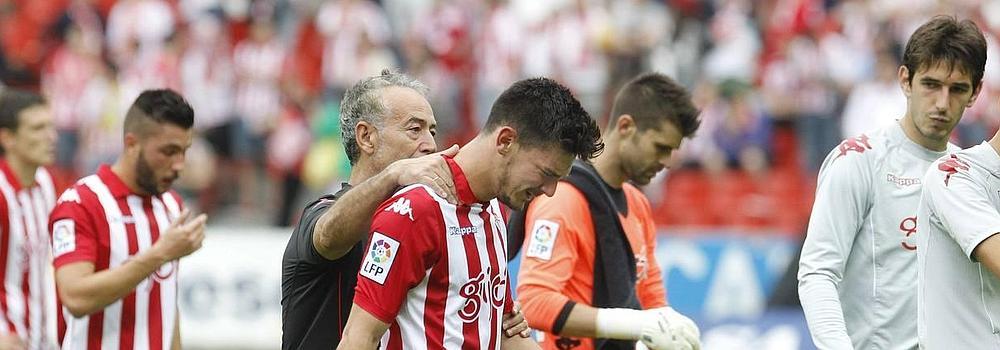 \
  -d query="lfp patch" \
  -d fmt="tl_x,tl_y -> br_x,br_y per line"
360,232 -> 400,285
52,219 -> 76,258
525,220 -> 559,261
